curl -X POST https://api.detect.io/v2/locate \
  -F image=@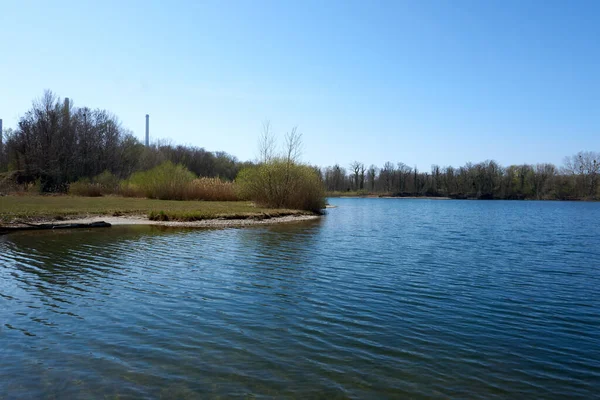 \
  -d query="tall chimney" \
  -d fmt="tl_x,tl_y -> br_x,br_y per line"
63,98 -> 70,123
145,114 -> 149,146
